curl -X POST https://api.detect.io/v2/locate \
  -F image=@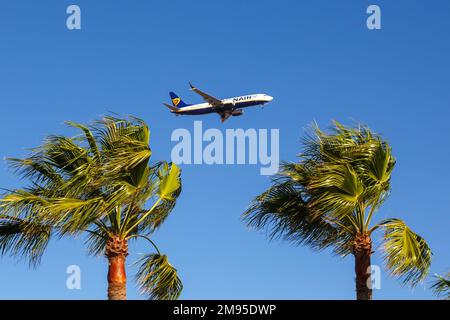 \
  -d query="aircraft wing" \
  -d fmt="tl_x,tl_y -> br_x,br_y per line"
189,82 -> 222,106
